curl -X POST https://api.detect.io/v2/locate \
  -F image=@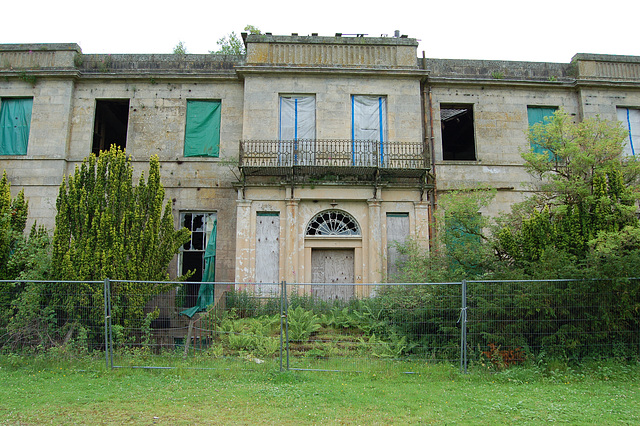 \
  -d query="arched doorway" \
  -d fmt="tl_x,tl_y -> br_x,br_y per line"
305,210 -> 360,300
